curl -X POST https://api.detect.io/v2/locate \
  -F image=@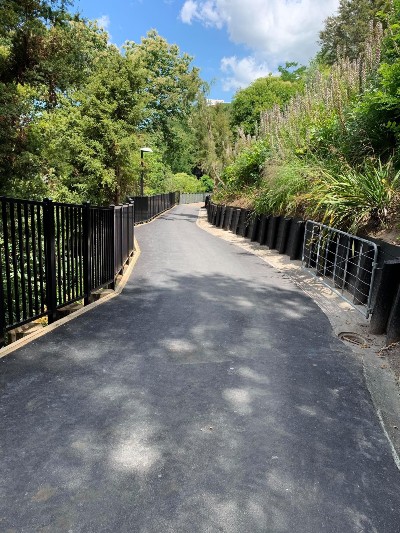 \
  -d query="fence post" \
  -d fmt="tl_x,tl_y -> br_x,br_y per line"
43,198 -> 57,324
0,236 -> 5,347
82,202 -> 92,306
129,201 -> 135,253
369,259 -> 400,335
120,204 -> 124,270
109,204 -> 116,289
